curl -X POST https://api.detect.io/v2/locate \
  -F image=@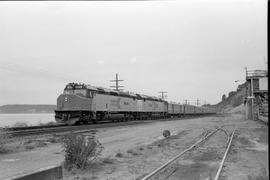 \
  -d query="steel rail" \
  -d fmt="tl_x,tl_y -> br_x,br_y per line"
140,127 -> 223,180
5,124 -> 66,131
213,128 -> 236,180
